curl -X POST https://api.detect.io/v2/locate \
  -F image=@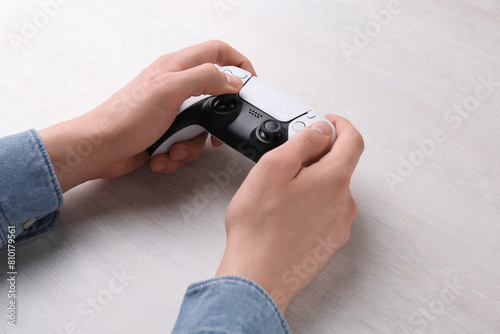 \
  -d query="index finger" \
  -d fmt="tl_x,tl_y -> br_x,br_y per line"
156,40 -> 256,76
